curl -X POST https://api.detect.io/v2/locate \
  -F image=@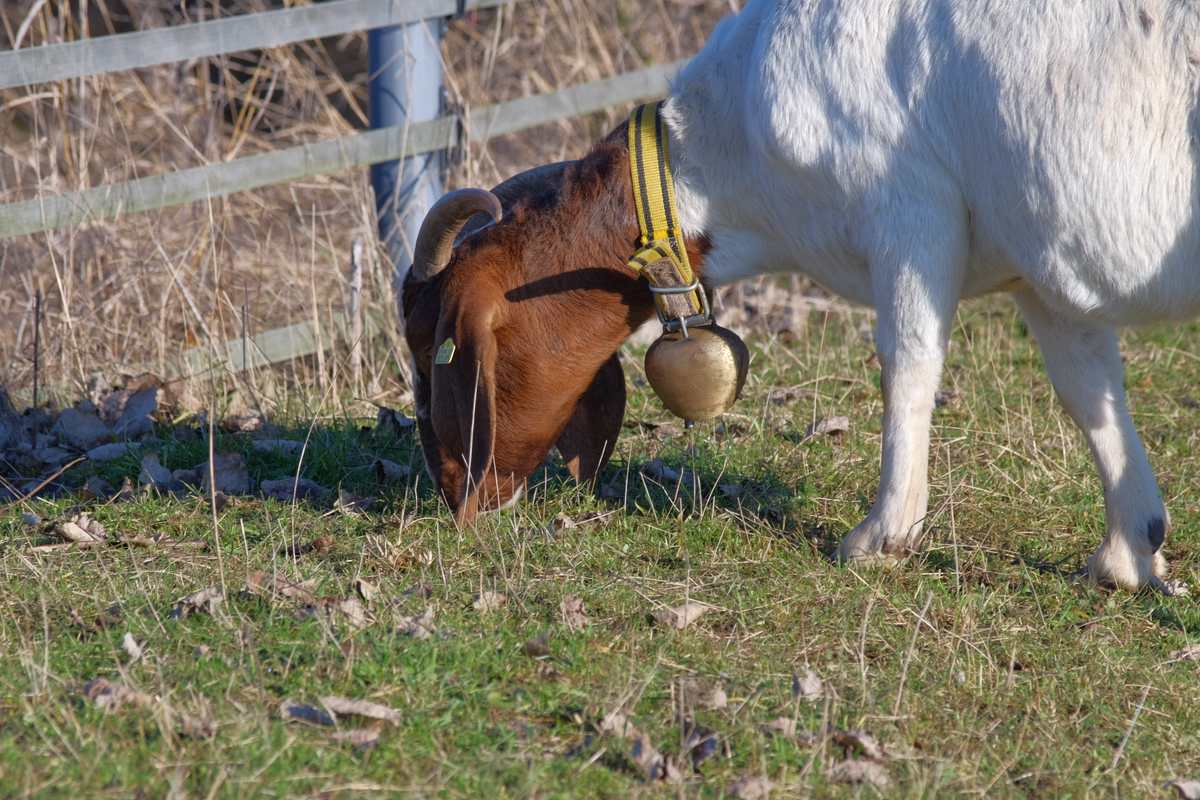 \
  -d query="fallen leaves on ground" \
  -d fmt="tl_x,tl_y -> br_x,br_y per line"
760,717 -> 799,738
472,591 -> 507,613
701,684 -> 728,710
354,578 -> 378,604
833,729 -> 886,760
828,758 -> 891,789
792,667 -> 824,701
560,595 -> 588,630
171,587 -> 223,619
653,601 -> 710,630
276,535 -> 334,558
82,678 -> 153,711
245,571 -> 318,603
728,775 -> 775,799
397,607 -> 436,640
1170,644 -> 1200,662
221,410 -> 265,433
55,513 -> 107,543
330,726 -> 383,749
